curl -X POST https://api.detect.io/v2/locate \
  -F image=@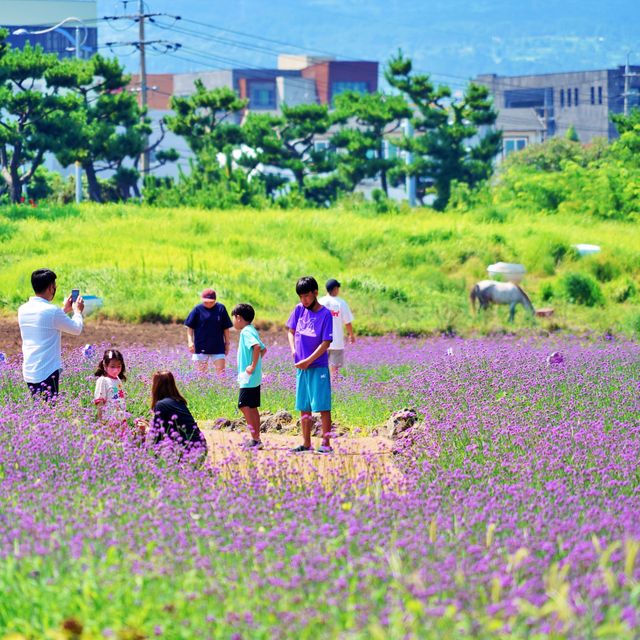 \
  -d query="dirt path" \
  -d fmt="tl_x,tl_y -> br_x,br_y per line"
0,317 -> 191,356
201,428 -> 404,489
0,317 -> 287,356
